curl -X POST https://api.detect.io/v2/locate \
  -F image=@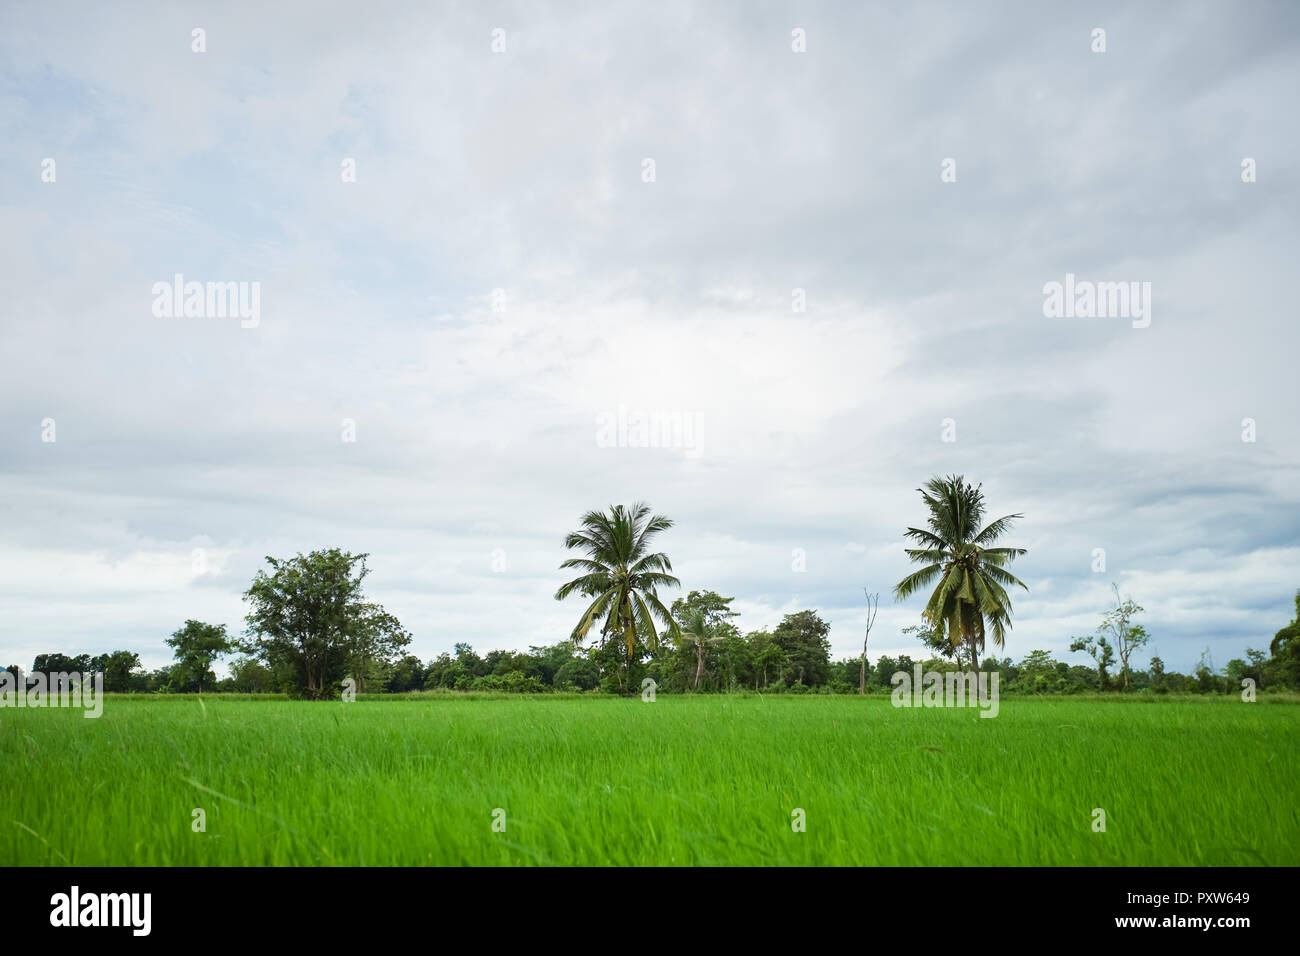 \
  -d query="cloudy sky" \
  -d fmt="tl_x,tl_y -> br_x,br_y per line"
2,1 -> 1297,675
